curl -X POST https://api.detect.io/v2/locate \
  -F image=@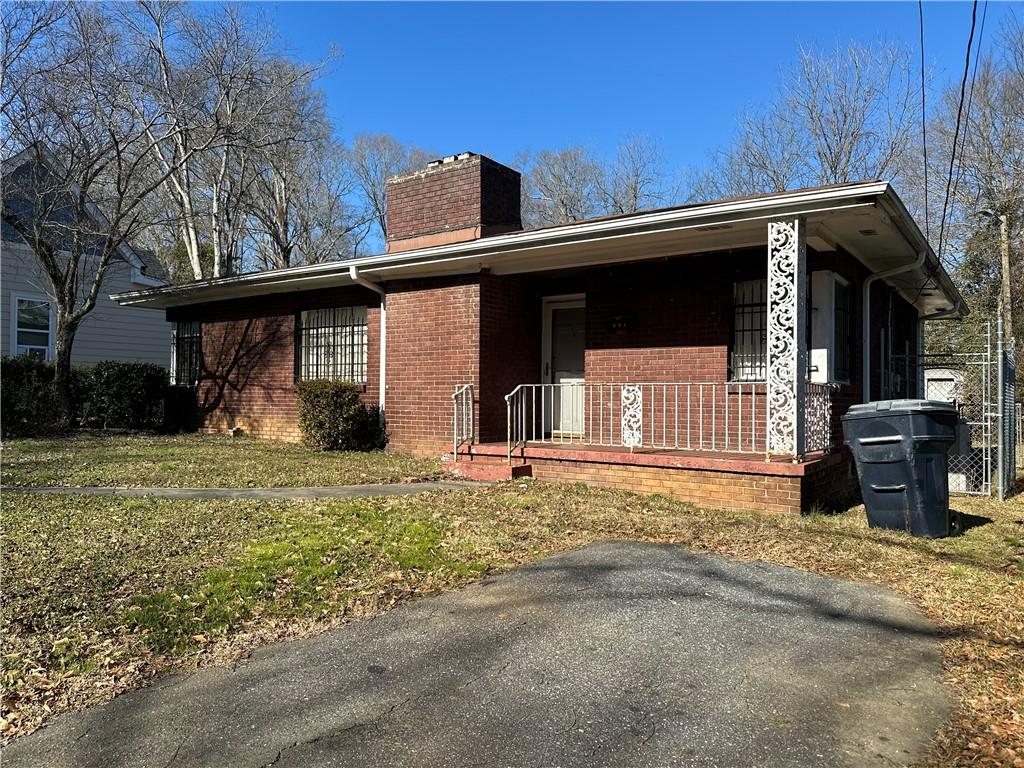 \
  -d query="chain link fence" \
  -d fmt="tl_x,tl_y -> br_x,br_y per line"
893,318 -> 1017,499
